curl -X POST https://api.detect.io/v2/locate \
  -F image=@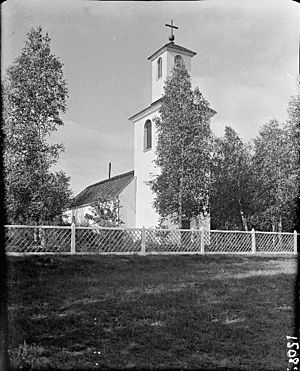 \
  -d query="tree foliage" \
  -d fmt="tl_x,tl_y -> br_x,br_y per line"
149,61 -> 213,228
84,198 -> 123,227
285,95 -> 300,231
251,118 -> 298,231
3,26 -> 72,224
210,127 -> 254,230
286,95 -> 300,147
